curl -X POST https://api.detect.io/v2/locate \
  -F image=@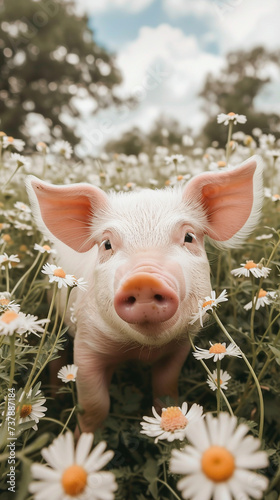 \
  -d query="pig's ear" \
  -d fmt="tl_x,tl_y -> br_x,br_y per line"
26,176 -> 109,253
183,155 -> 263,248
